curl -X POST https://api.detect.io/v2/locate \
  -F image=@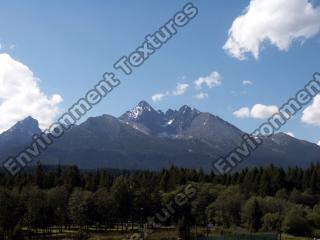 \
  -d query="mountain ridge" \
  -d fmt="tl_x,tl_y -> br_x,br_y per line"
0,101 -> 319,171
